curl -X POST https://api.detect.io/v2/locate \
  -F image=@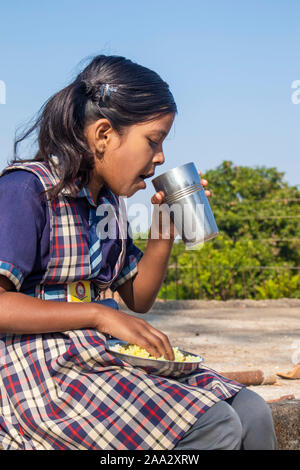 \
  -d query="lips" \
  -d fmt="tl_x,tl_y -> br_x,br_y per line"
139,173 -> 154,180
